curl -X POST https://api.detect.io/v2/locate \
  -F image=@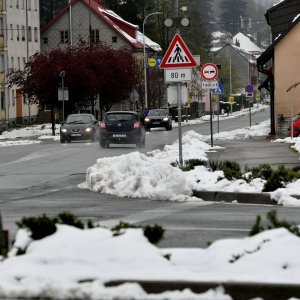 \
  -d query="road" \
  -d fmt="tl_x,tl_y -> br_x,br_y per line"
1,107 -> 300,248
